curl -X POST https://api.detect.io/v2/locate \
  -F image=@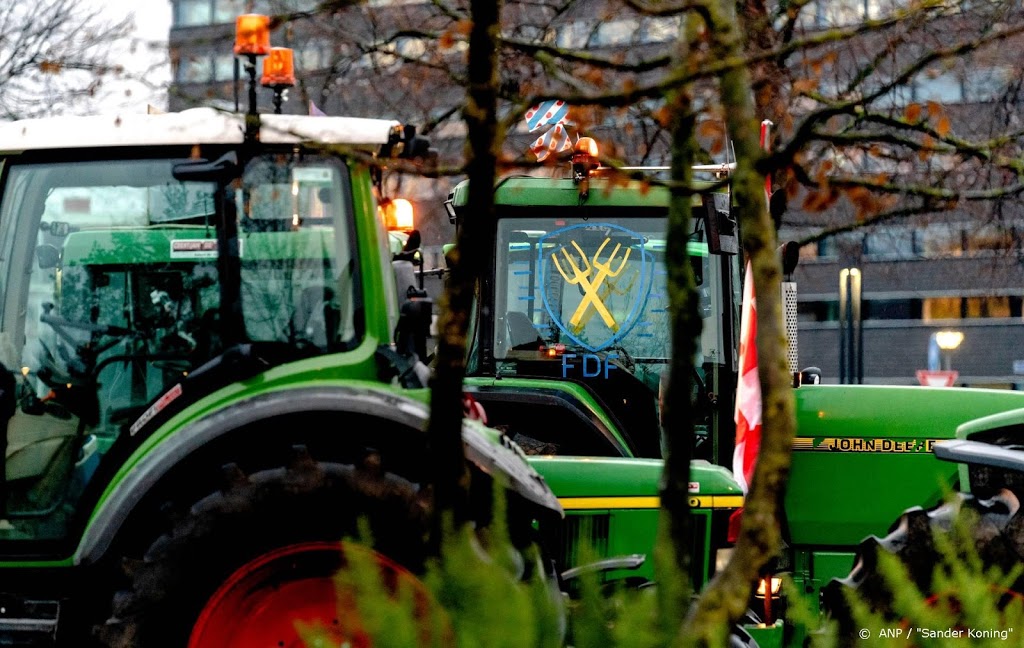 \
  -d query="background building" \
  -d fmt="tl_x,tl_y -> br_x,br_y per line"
168,0 -> 1024,388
